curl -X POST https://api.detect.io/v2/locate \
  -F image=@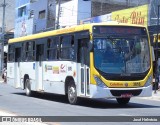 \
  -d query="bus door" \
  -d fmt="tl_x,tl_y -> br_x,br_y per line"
78,39 -> 90,97
14,47 -> 21,88
36,44 -> 44,91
